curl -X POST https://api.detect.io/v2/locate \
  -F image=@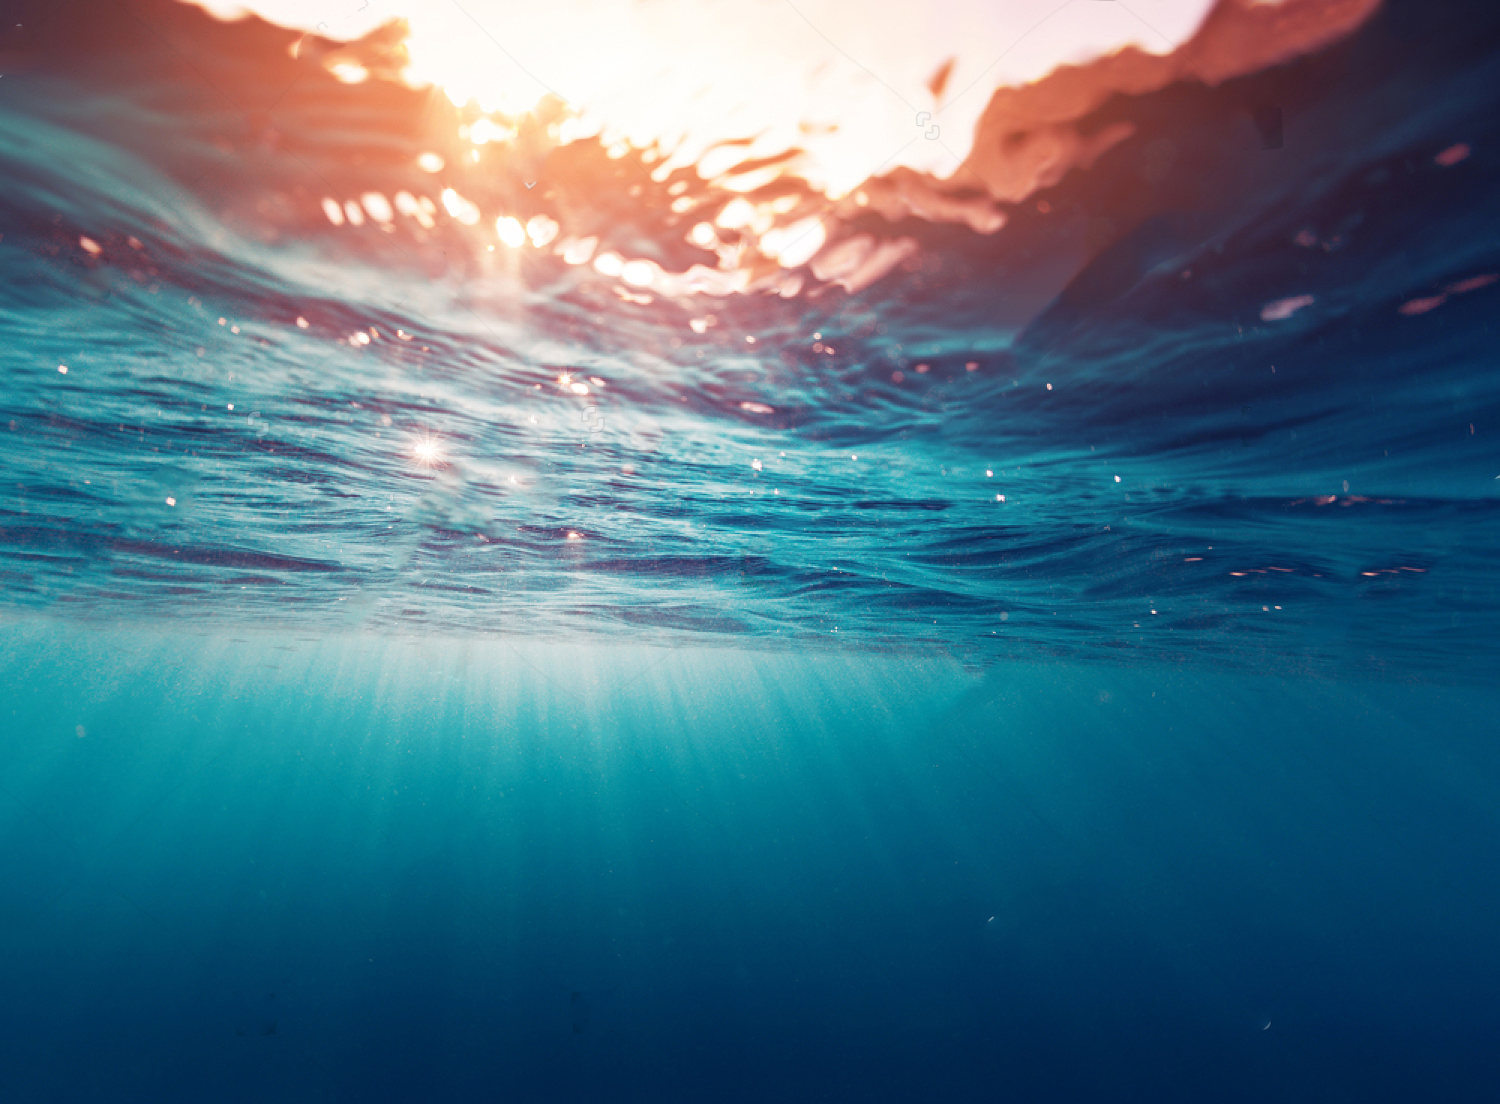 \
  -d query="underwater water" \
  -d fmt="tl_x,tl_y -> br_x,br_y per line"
1,0 -> 1499,1099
